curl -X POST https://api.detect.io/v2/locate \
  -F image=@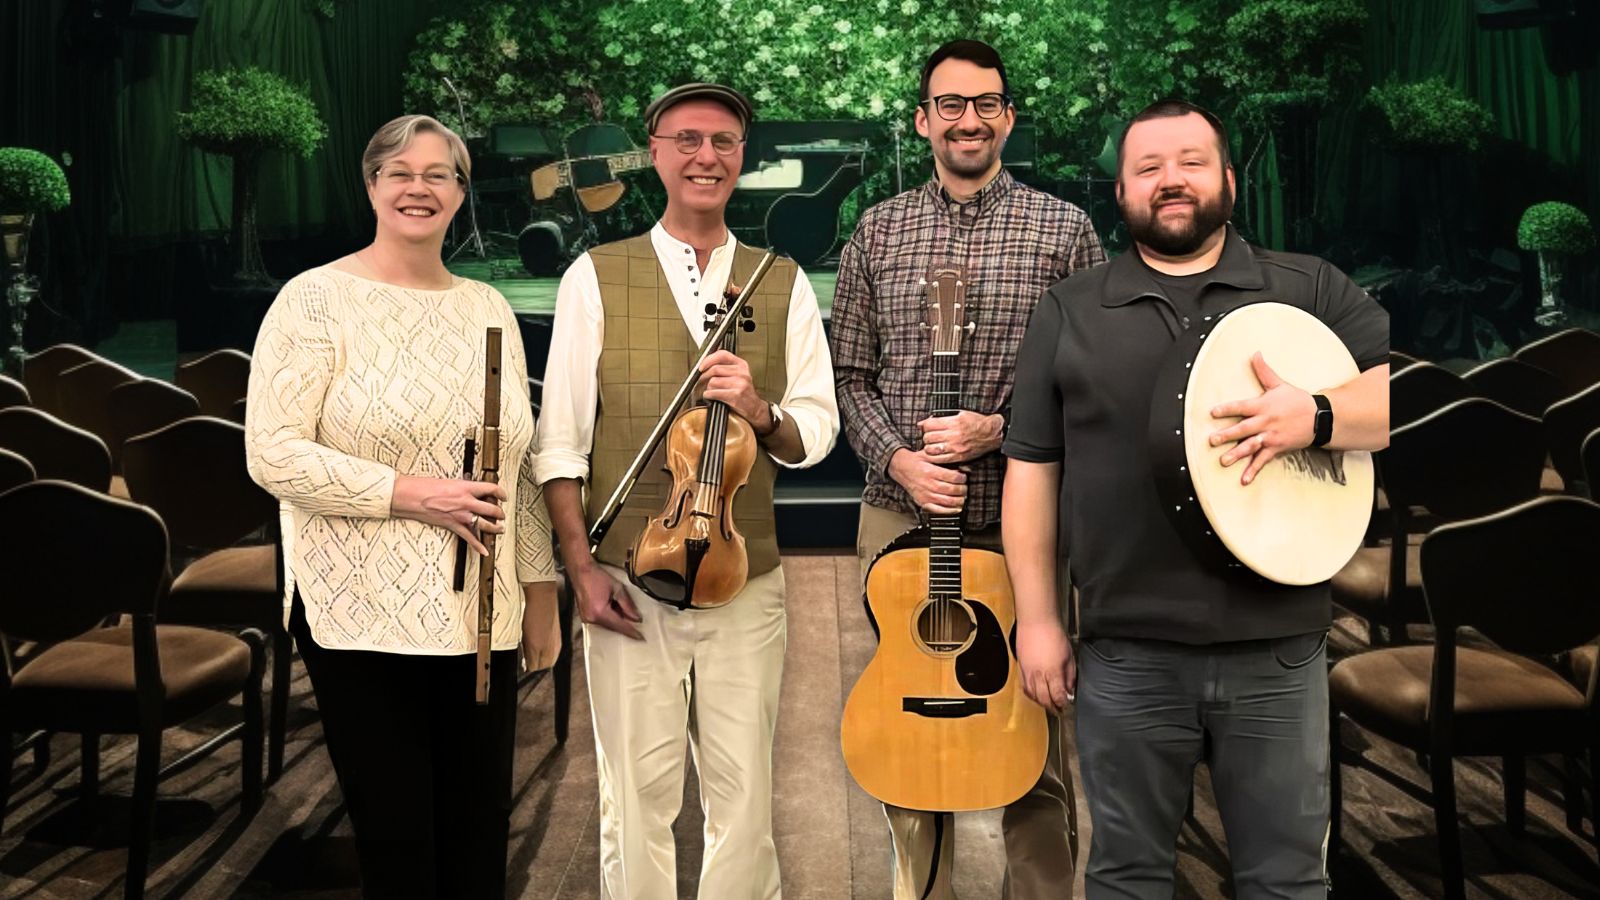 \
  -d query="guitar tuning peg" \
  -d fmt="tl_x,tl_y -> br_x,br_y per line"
740,320 -> 756,332
964,322 -> 976,334
705,303 -> 719,315
740,306 -> 753,318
